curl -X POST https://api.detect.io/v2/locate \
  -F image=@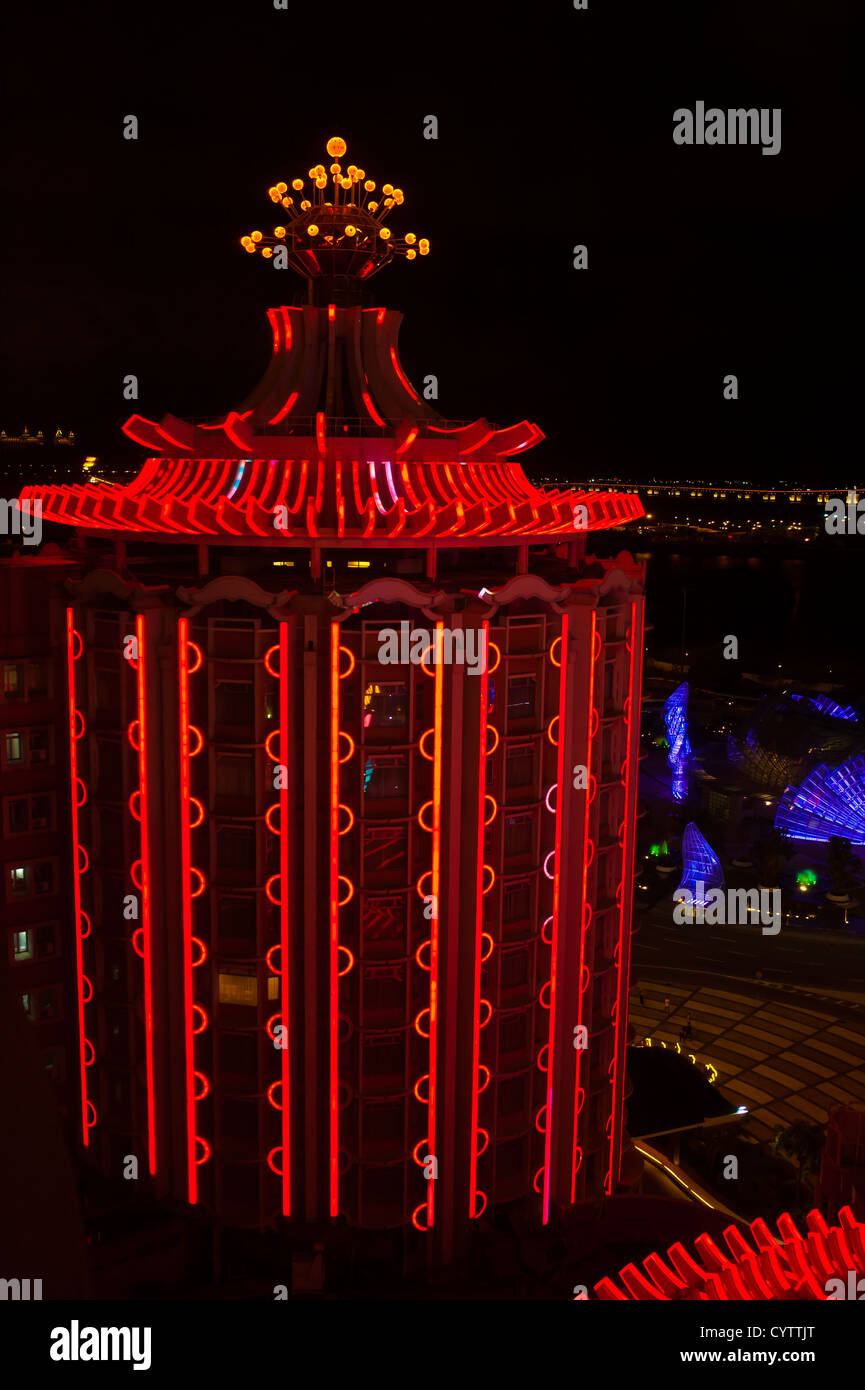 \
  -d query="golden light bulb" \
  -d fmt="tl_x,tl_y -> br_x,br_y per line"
382,183 -> 394,195
379,227 -> 391,240
405,232 -> 416,244
244,244 -> 256,254
308,167 -> 319,179
344,224 -> 357,236
356,168 -> 365,180
300,200 -> 311,210
341,177 -> 352,189
307,223 -> 319,235
347,164 -> 357,176
276,182 -> 287,194
329,162 -> 341,175
392,188 -> 404,200
292,178 -> 304,190
316,178 -> 327,189
274,226 -> 286,238
282,197 -> 292,207
384,197 -> 395,208
251,230 -> 262,242
261,247 -> 273,259
326,136 -> 347,158
406,249 -> 417,259
364,180 -> 375,191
